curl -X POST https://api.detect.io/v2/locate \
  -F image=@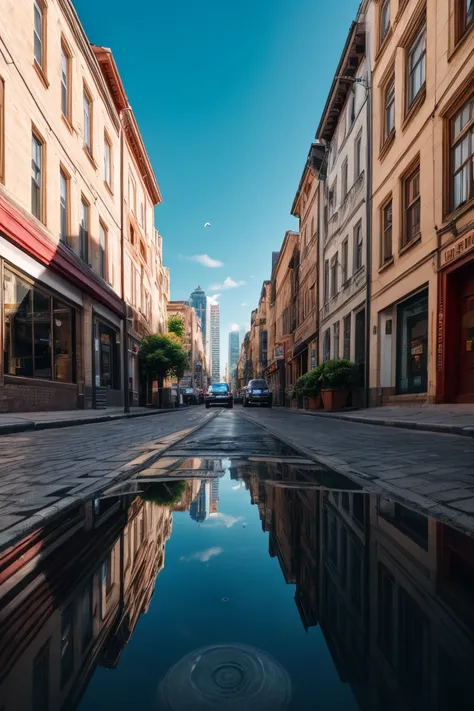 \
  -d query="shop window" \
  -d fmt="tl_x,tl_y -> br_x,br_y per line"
3,269 -> 75,382
396,290 -> 428,394
451,96 -> 474,211
381,198 -> 393,263
407,25 -> 426,108
403,163 -> 421,245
